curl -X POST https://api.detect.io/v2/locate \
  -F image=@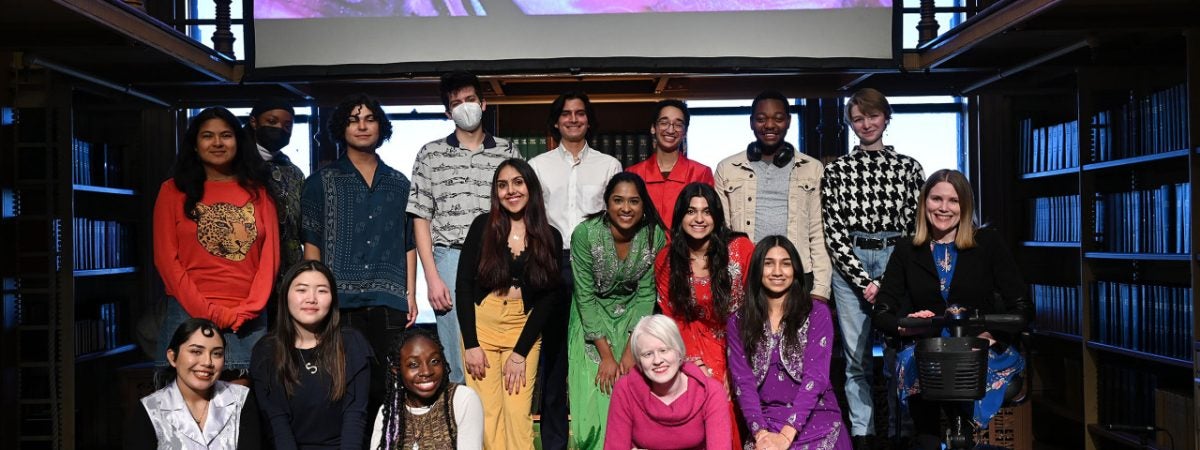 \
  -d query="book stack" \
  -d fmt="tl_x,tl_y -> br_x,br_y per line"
1031,284 -> 1080,336
1092,281 -> 1192,360
1093,183 -> 1190,253
1091,83 -> 1189,162
1027,195 -> 1080,242
73,219 -> 133,270
75,302 -> 120,356
1018,118 -> 1079,174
